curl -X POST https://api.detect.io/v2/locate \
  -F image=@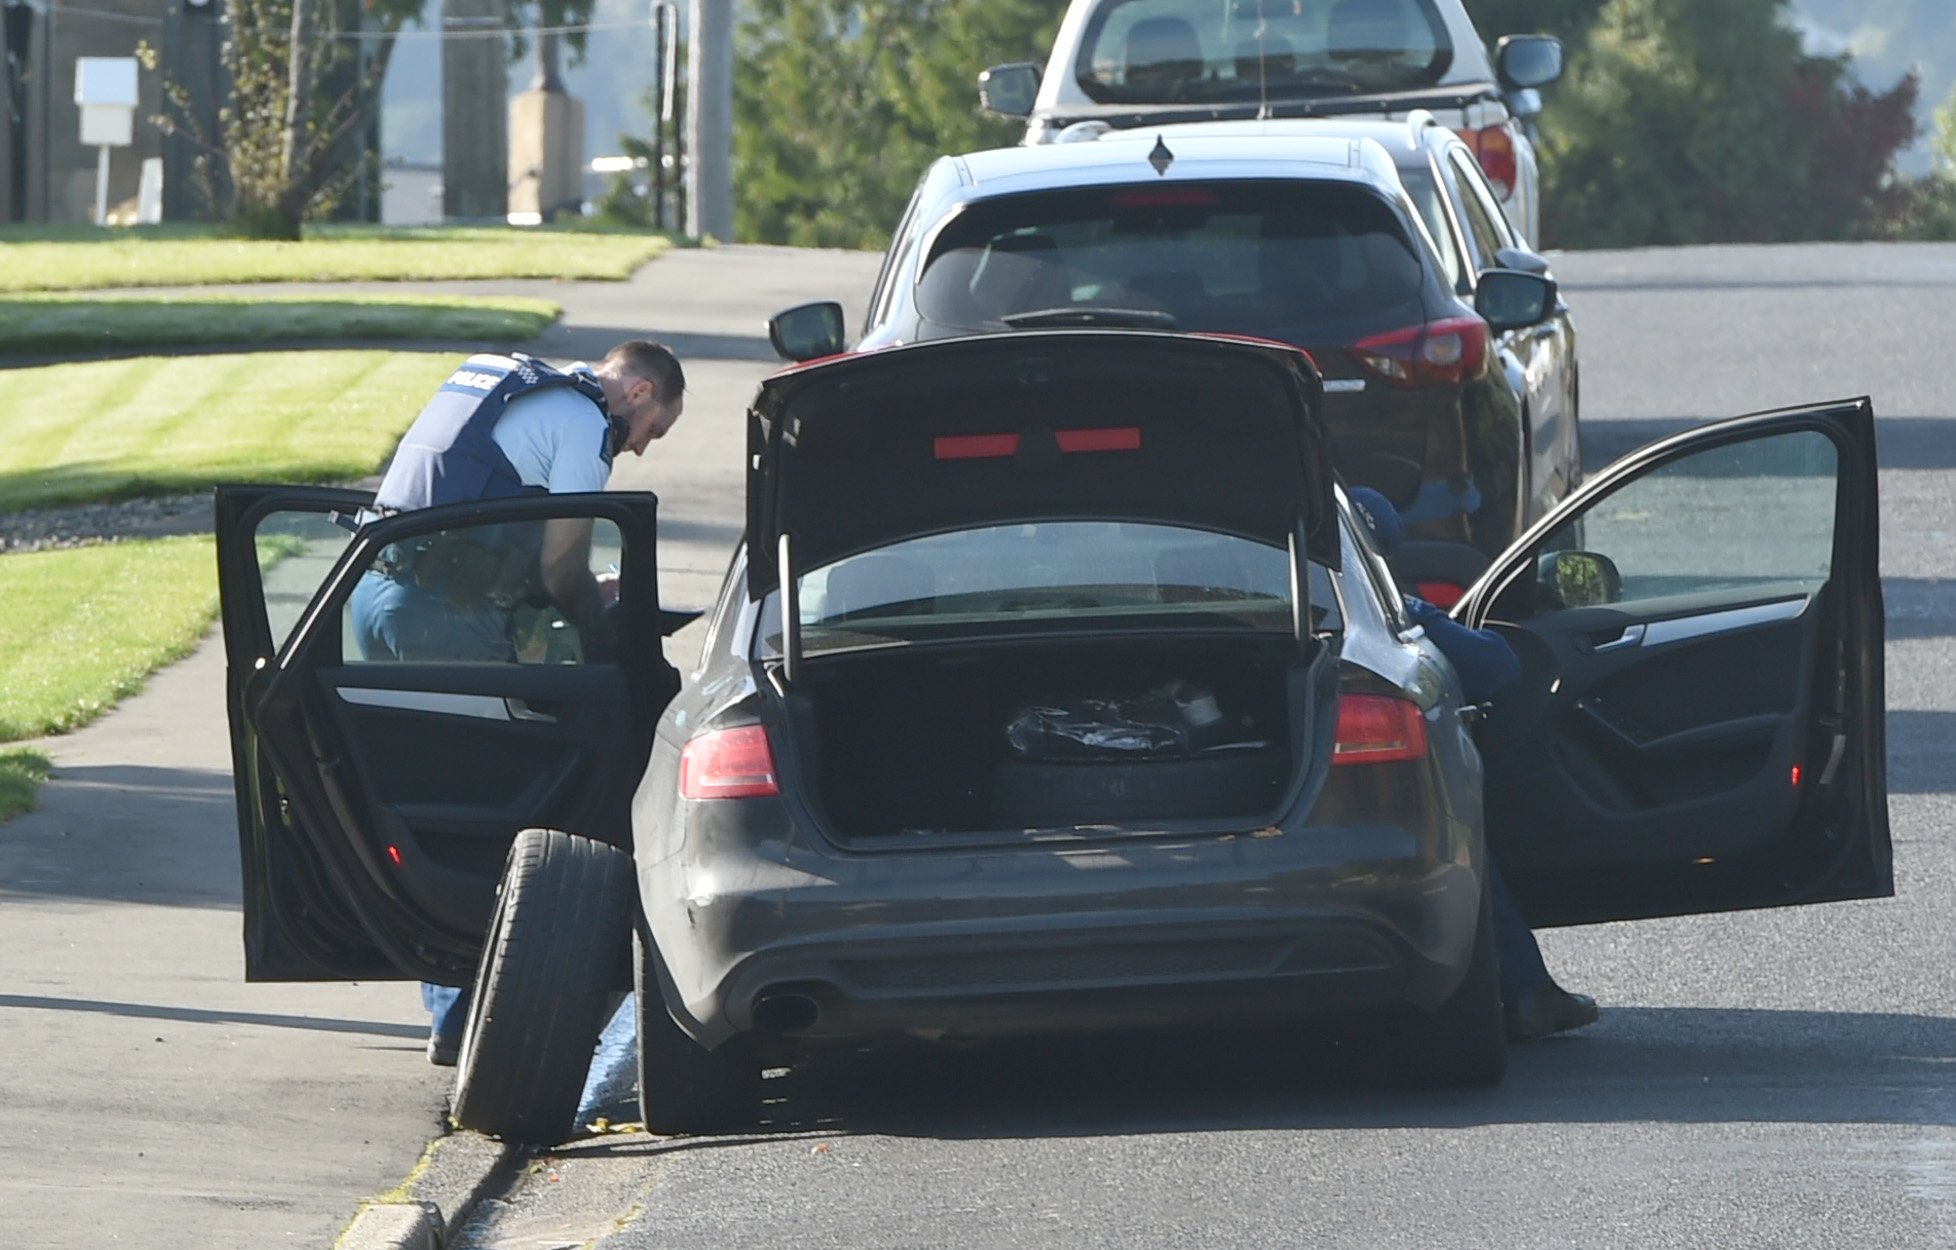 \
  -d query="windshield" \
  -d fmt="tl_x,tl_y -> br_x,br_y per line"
754,521 -> 1340,657
1075,0 -> 1454,106
916,181 -> 1424,338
